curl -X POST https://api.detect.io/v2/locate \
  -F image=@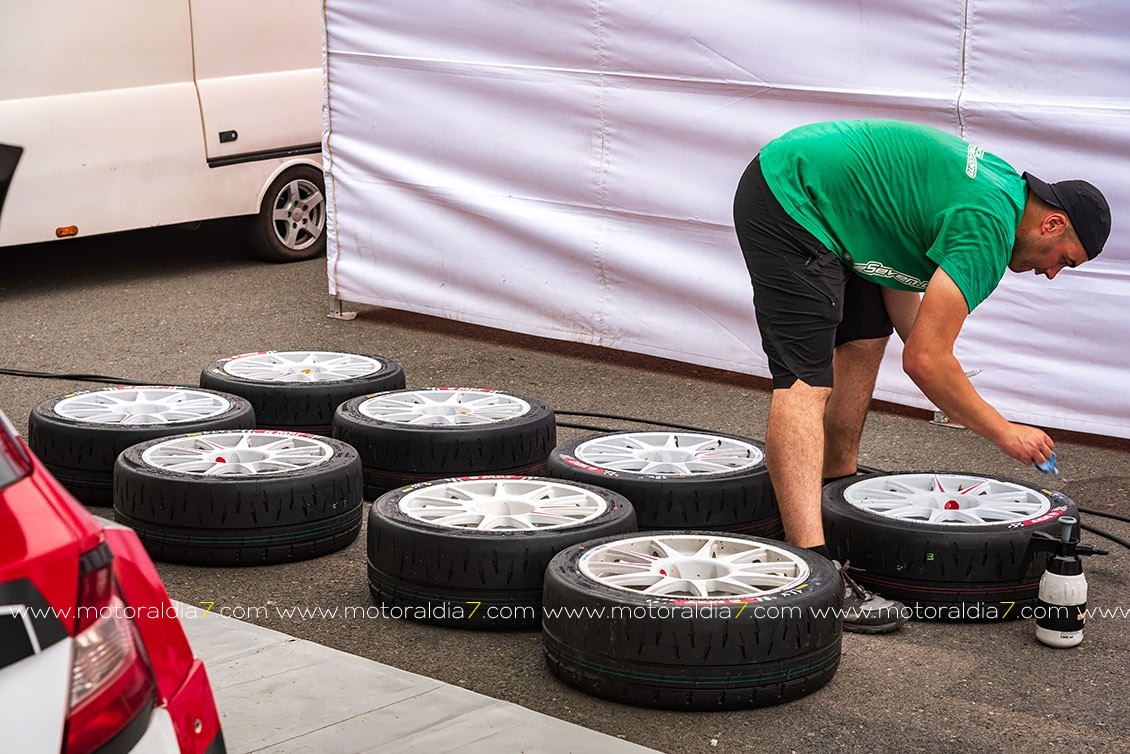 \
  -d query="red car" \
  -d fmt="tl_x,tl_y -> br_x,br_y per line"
0,408 -> 226,753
